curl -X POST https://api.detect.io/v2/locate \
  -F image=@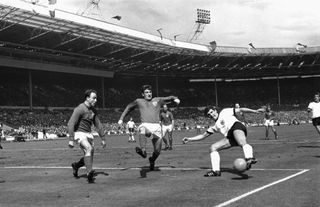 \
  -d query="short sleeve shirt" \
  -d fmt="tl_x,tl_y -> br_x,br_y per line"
308,102 -> 320,118
206,108 -> 239,137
